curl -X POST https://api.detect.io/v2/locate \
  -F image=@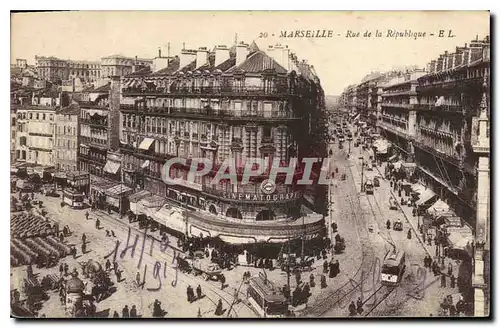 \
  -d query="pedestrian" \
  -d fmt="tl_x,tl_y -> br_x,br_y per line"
82,233 -> 86,245
95,218 -> 100,230
114,261 -> 118,274
196,284 -> 202,299
130,305 -> 137,317
122,305 -> 130,318
450,274 -> 456,288
59,232 -> 65,243
441,274 -> 447,288
334,260 -> 340,277
71,247 -> 77,259
111,230 -> 116,237
113,311 -> 119,318
349,301 -> 357,316
81,242 -> 86,254
214,299 -> 223,316
323,260 -> 328,274
136,272 -> 141,286
85,211 -> 89,220
422,233 -> 426,243
320,274 -> 327,289
329,261 -> 335,278
449,304 -> 457,316
407,229 -> 412,240
386,219 -> 391,230
295,271 -> 301,285
448,262 -> 453,276
64,263 -> 69,276
310,273 -> 316,288
106,230 -> 110,237
356,297 -> 363,314
115,269 -> 122,282
105,259 -> 111,272
220,274 -> 226,290
59,263 -> 64,276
